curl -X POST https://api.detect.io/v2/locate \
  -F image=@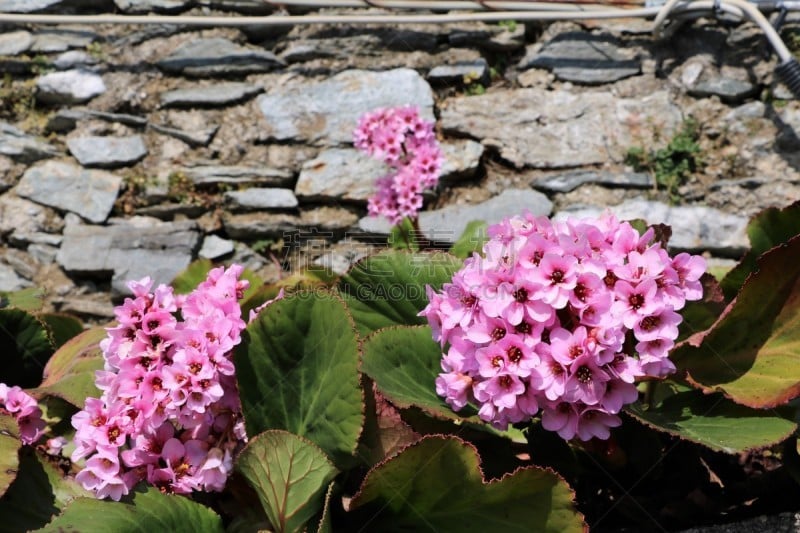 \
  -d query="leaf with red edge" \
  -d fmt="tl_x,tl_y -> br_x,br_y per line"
0,414 -> 20,499
358,381 -> 421,466
674,234 -> 800,408
348,435 -> 586,532
32,327 -> 106,407
235,430 -> 337,533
